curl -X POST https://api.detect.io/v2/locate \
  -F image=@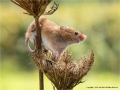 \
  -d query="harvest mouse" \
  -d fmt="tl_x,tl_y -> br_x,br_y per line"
25,16 -> 87,58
